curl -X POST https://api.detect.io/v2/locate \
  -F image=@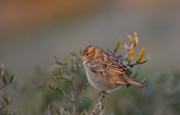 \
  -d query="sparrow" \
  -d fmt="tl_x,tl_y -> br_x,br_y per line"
79,45 -> 148,93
